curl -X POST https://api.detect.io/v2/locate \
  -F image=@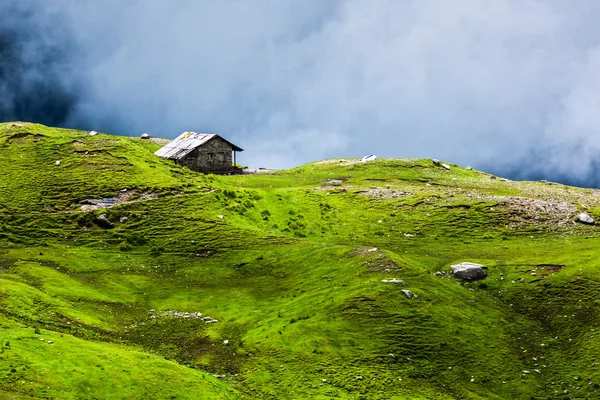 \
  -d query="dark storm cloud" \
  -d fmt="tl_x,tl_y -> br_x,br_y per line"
4,0 -> 600,187
0,1 -> 80,126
